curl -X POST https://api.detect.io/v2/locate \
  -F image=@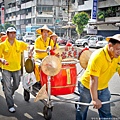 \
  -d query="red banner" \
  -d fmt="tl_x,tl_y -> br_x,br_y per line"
1,6 -> 5,25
